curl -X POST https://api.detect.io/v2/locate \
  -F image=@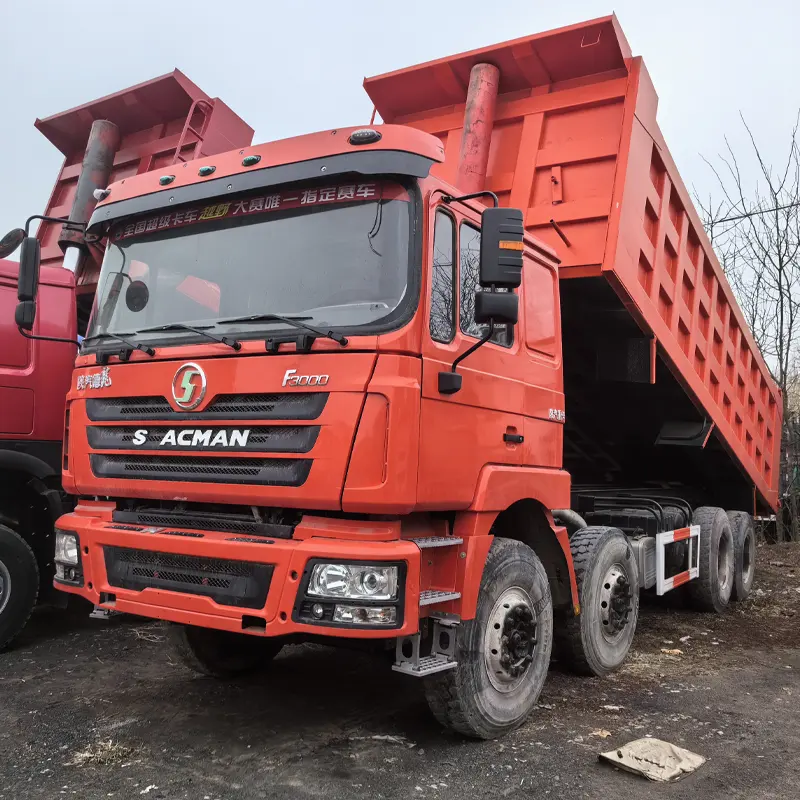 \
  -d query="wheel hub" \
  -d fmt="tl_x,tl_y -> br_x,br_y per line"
0,560 -> 10,617
485,587 -> 538,692
599,564 -> 633,636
